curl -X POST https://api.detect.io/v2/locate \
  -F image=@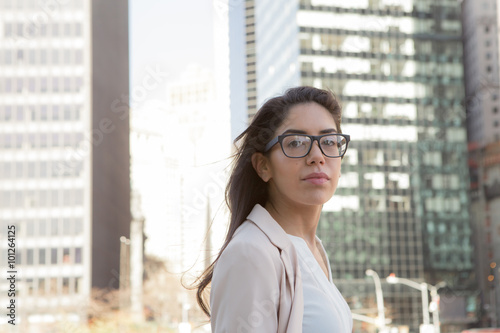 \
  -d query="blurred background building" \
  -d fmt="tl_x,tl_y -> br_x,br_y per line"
0,0 -> 130,328
462,0 -> 500,326
230,0 -> 477,331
